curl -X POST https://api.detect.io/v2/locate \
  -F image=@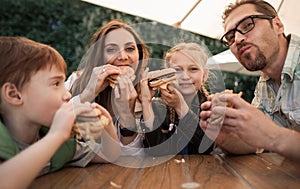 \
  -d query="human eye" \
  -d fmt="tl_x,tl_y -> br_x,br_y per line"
225,31 -> 235,42
239,18 -> 254,32
53,81 -> 61,87
173,67 -> 182,73
125,45 -> 136,52
190,67 -> 199,72
187,66 -> 200,74
105,46 -> 118,54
